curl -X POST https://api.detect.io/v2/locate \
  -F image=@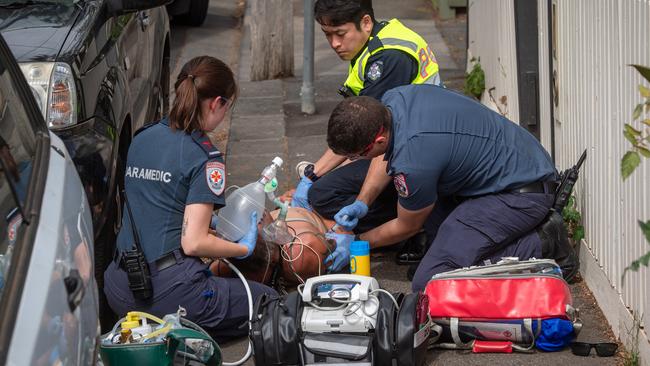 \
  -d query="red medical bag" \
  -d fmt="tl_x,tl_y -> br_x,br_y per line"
424,259 -> 580,352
